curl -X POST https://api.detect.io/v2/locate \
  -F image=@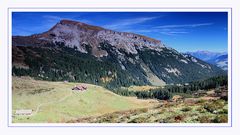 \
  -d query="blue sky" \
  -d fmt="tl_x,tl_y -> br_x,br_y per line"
12,12 -> 228,52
